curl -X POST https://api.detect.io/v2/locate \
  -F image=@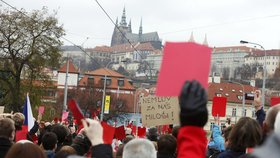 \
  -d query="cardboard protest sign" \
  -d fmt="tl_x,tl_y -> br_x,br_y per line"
156,42 -> 212,96
271,97 -> 280,107
212,97 -> 227,117
140,96 -> 179,127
